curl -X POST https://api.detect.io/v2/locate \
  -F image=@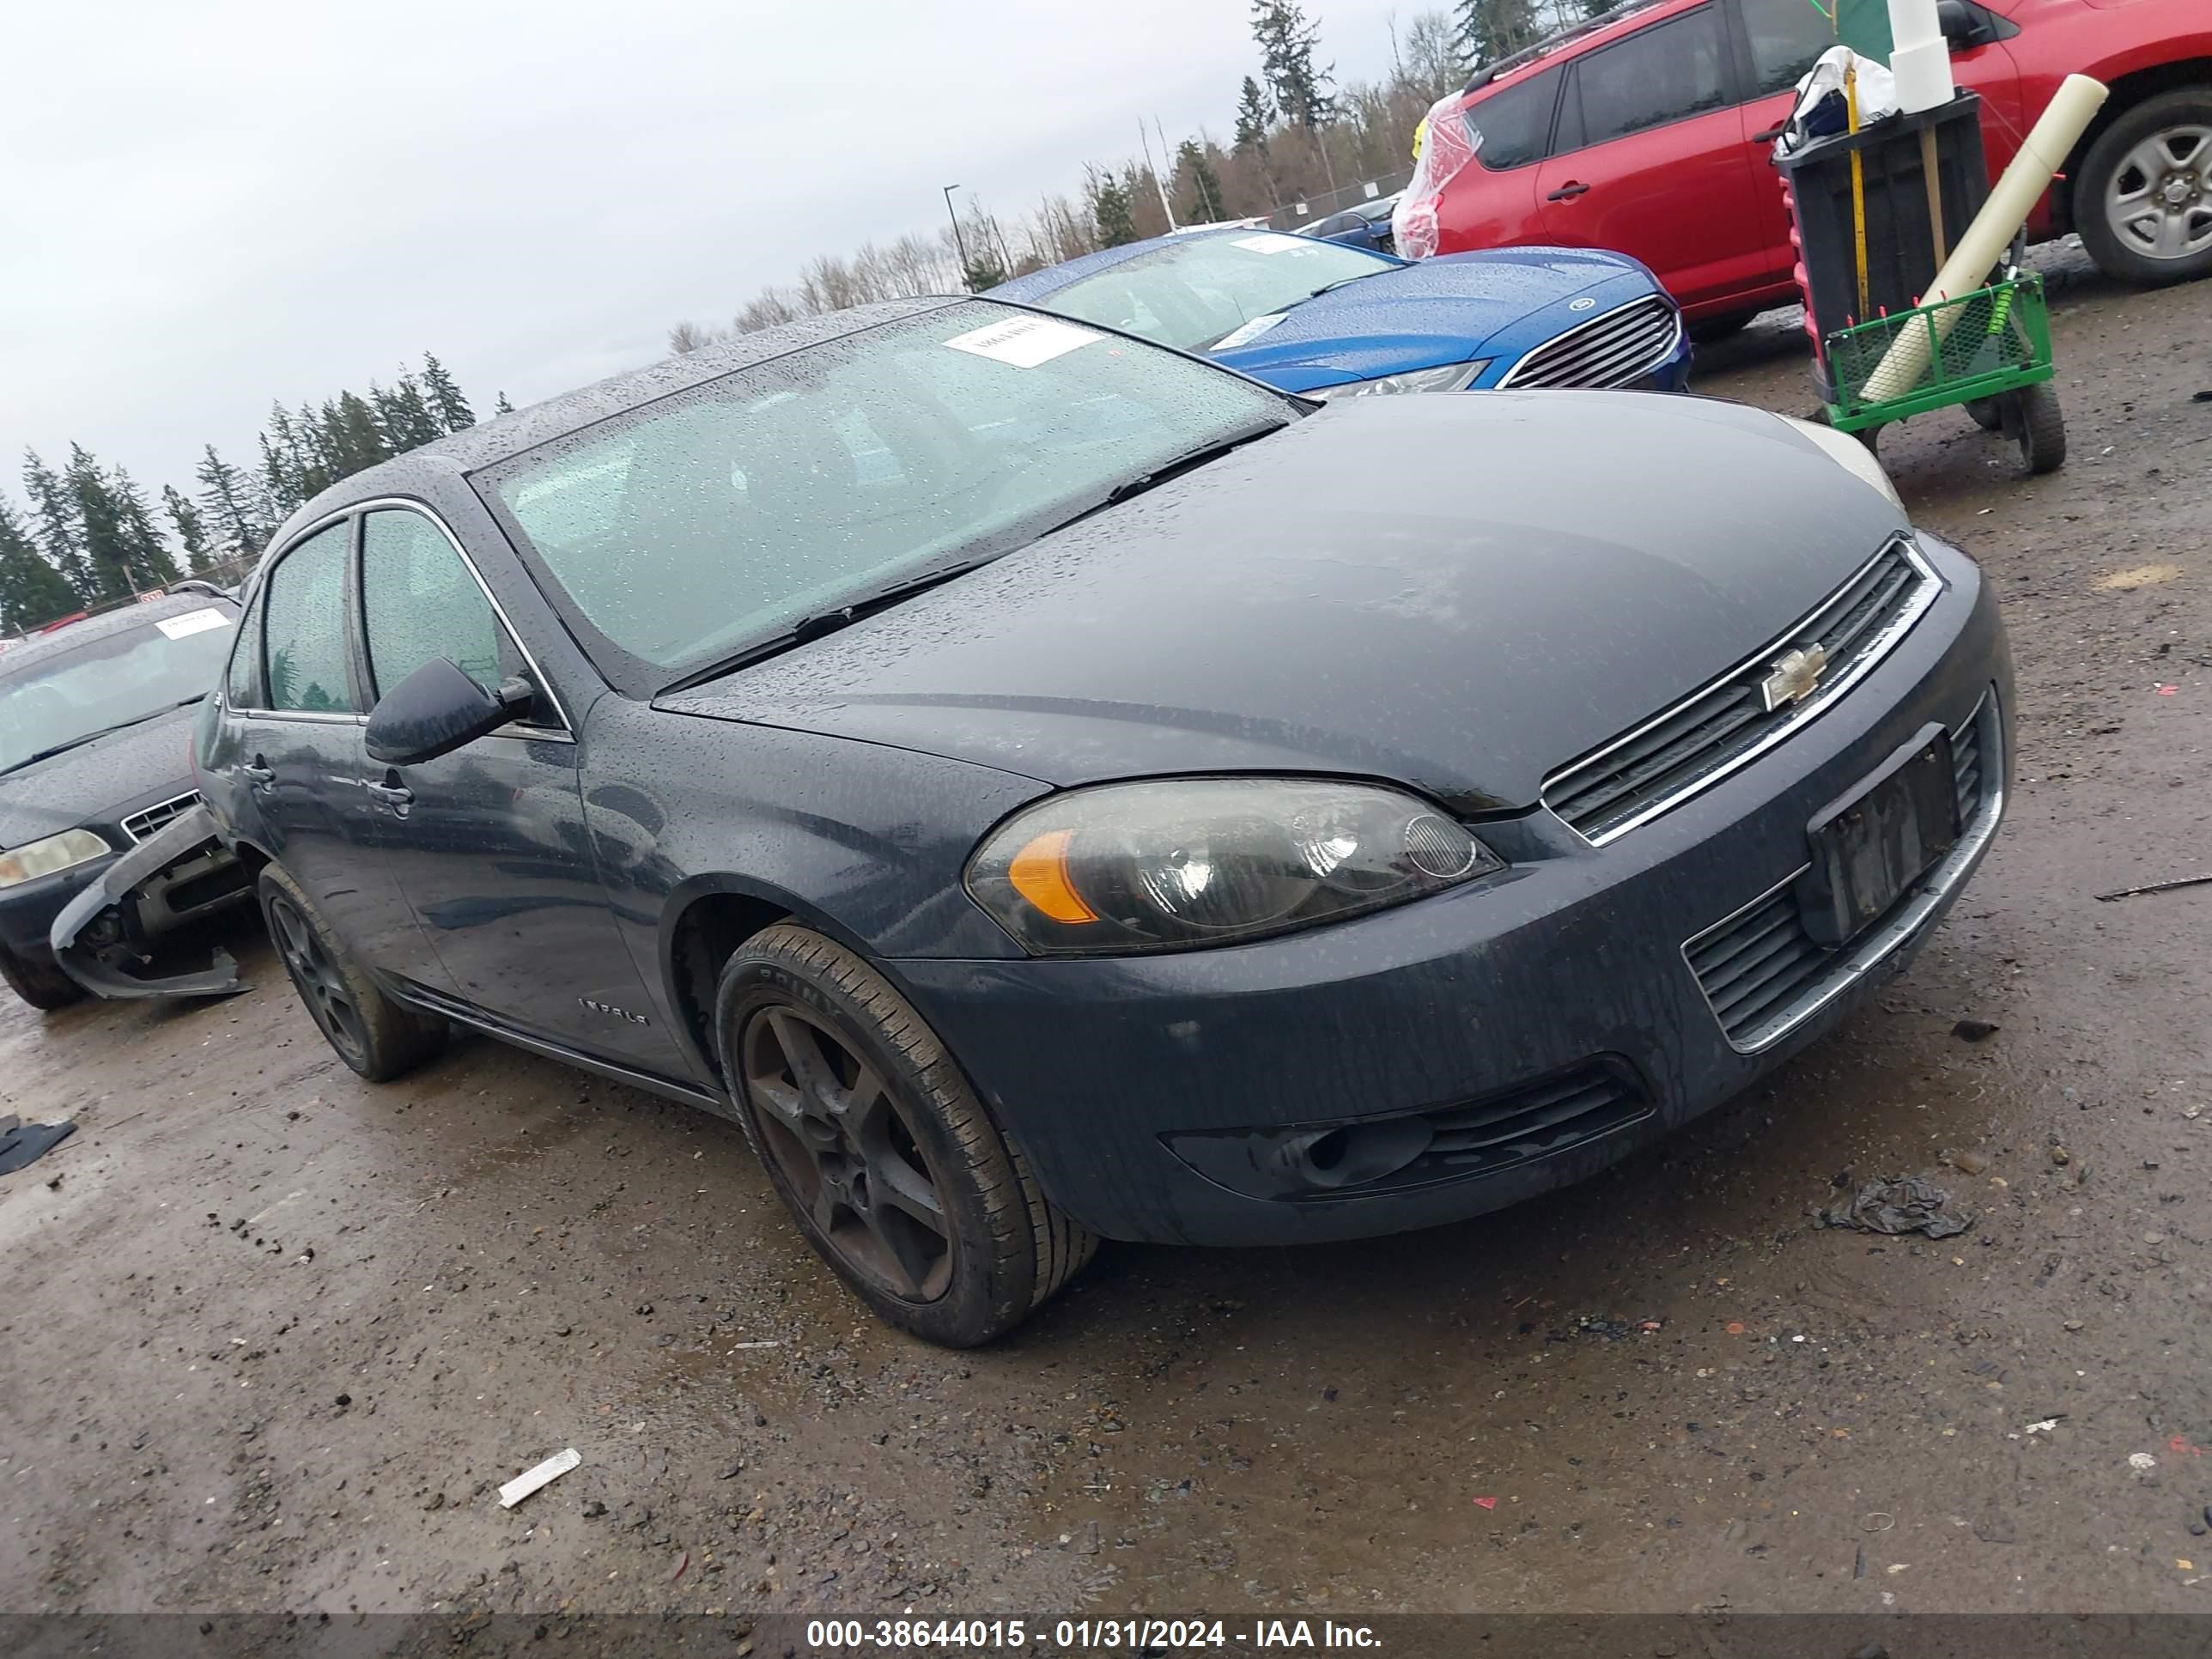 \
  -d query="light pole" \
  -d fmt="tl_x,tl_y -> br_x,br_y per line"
942,185 -> 974,289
